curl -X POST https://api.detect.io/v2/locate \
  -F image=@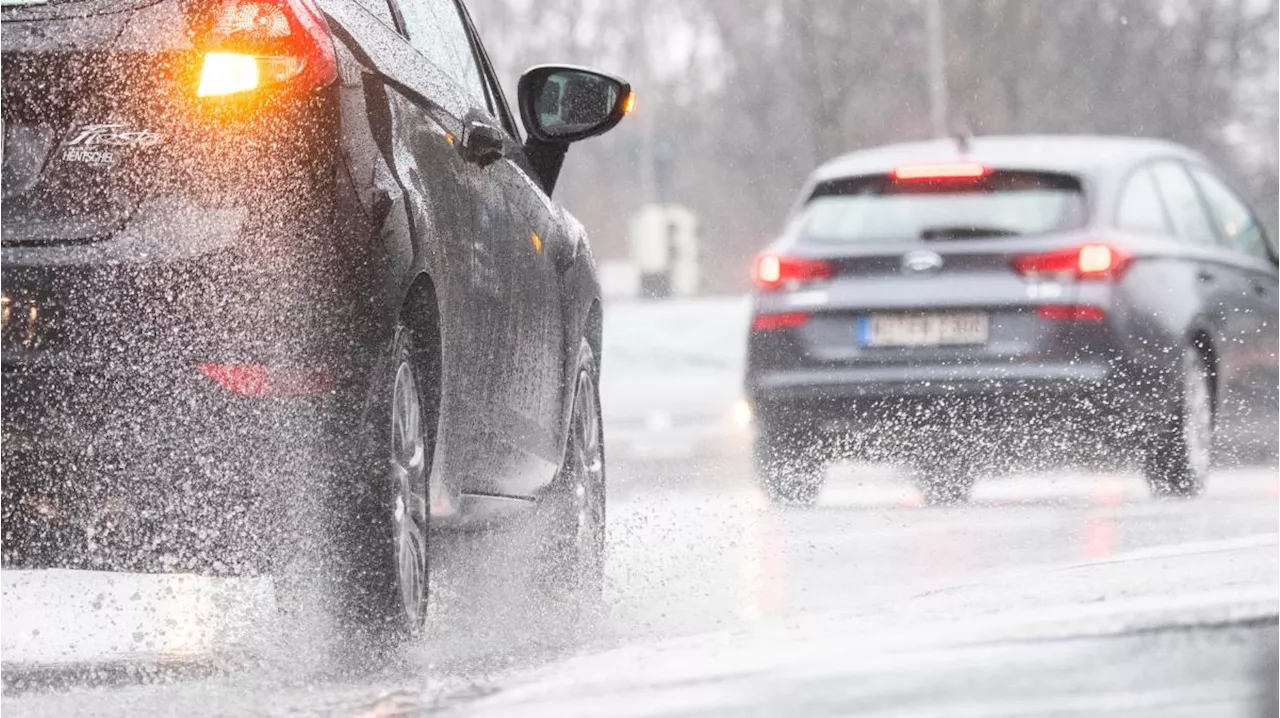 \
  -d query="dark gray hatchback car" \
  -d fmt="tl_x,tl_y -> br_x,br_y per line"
746,135 -> 1278,505
2,0 -> 628,645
